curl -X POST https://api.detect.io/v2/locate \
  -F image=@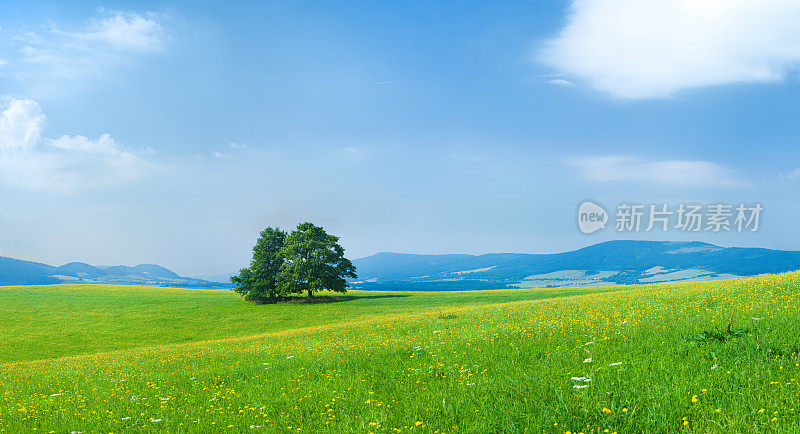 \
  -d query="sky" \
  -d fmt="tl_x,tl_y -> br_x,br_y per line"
1,0 -> 800,277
